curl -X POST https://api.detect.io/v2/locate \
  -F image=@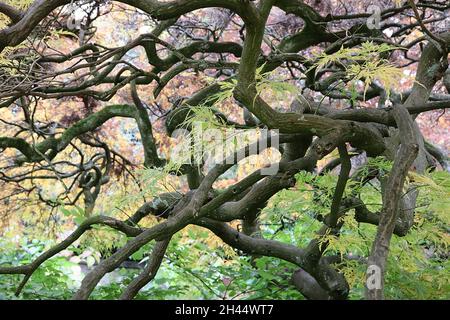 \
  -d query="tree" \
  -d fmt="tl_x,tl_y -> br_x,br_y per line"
0,0 -> 449,300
